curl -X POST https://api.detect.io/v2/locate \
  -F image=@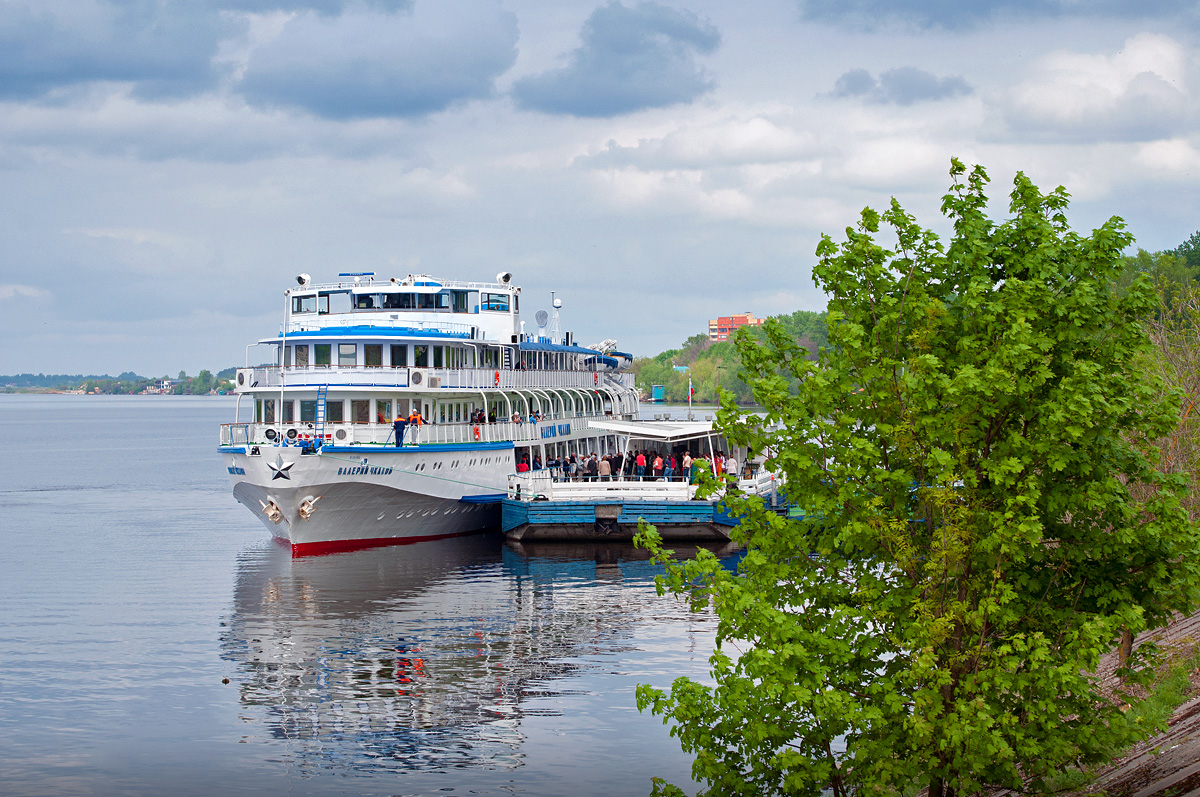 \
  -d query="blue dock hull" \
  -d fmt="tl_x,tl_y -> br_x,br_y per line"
502,498 -> 733,541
